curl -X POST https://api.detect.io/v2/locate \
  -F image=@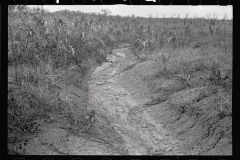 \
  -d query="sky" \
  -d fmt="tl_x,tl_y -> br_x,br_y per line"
29,5 -> 232,19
